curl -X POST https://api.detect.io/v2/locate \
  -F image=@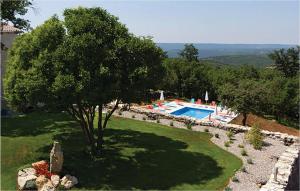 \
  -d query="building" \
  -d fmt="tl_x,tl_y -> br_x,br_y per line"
1,24 -> 21,113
